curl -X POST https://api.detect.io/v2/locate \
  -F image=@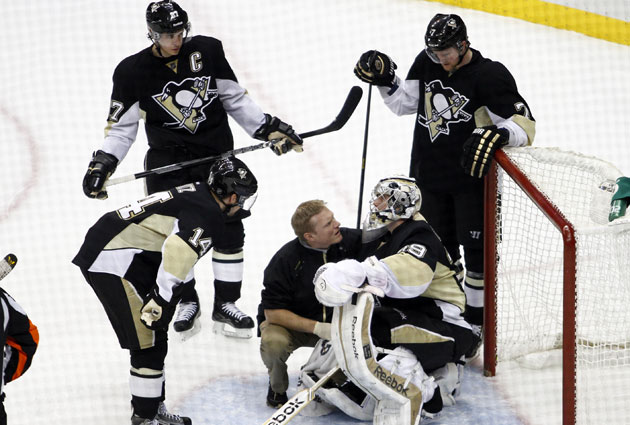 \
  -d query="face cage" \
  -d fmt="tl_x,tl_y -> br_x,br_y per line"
148,22 -> 191,43
365,193 -> 403,231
